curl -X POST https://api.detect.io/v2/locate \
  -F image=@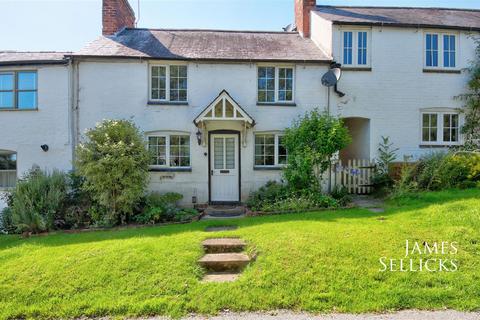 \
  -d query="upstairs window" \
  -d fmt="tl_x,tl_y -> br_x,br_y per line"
421,112 -> 459,145
425,33 -> 457,69
257,66 -> 294,103
148,134 -> 190,168
150,65 -> 187,102
342,30 -> 370,67
254,133 -> 287,167
0,71 -> 37,109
